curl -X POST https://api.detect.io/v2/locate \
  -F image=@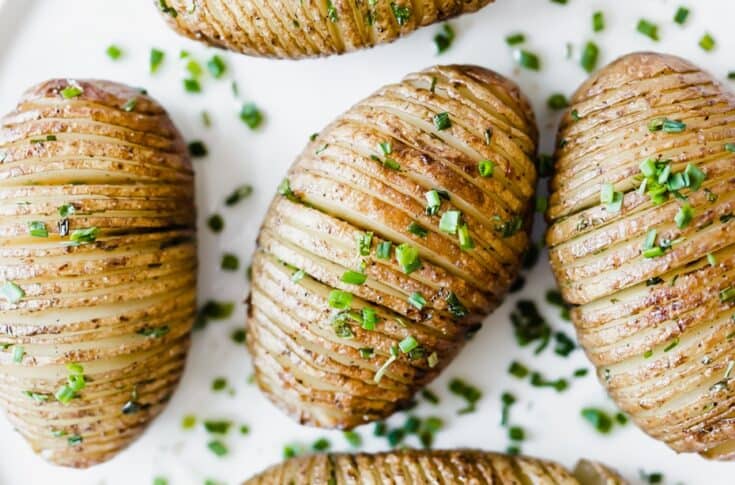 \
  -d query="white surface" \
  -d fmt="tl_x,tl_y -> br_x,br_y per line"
0,0 -> 733,484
